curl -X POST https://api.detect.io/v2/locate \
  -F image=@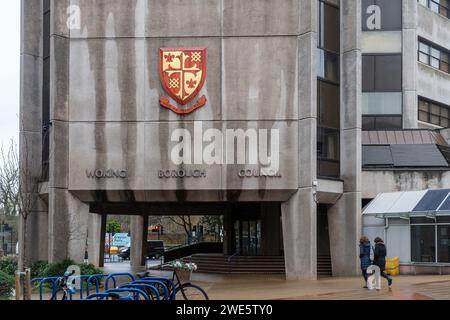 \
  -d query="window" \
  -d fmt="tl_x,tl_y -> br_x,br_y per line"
317,0 -> 340,53
42,0 -> 51,181
318,81 -> 340,129
362,115 -> 402,130
363,92 -> 402,115
363,55 -> 402,92
438,226 -> 450,263
410,221 -> 450,263
317,49 -> 339,83
411,225 -> 436,263
317,0 -> 340,179
418,98 -> 450,128
418,0 -> 450,19
317,127 -> 340,178
362,54 -> 402,129
317,81 -> 340,177
418,40 -> 450,74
